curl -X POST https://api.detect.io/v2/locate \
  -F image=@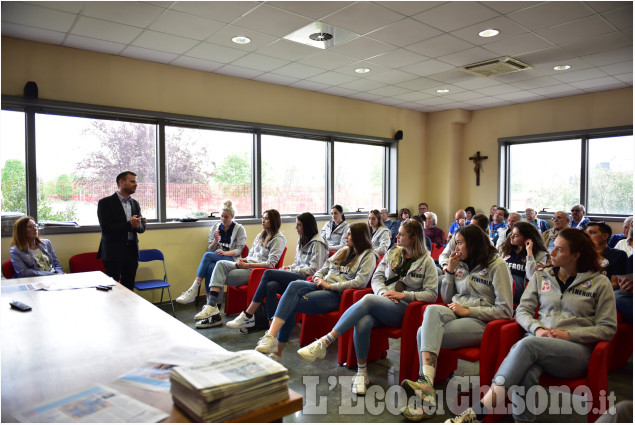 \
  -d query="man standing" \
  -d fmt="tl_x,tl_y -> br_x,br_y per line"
380,208 -> 398,248
97,171 -> 146,290
586,221 -> 628,289
570,204 -> 590,230
542,211 -> 570,250
524,207 -> 550,233
489,207 -> 509,246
